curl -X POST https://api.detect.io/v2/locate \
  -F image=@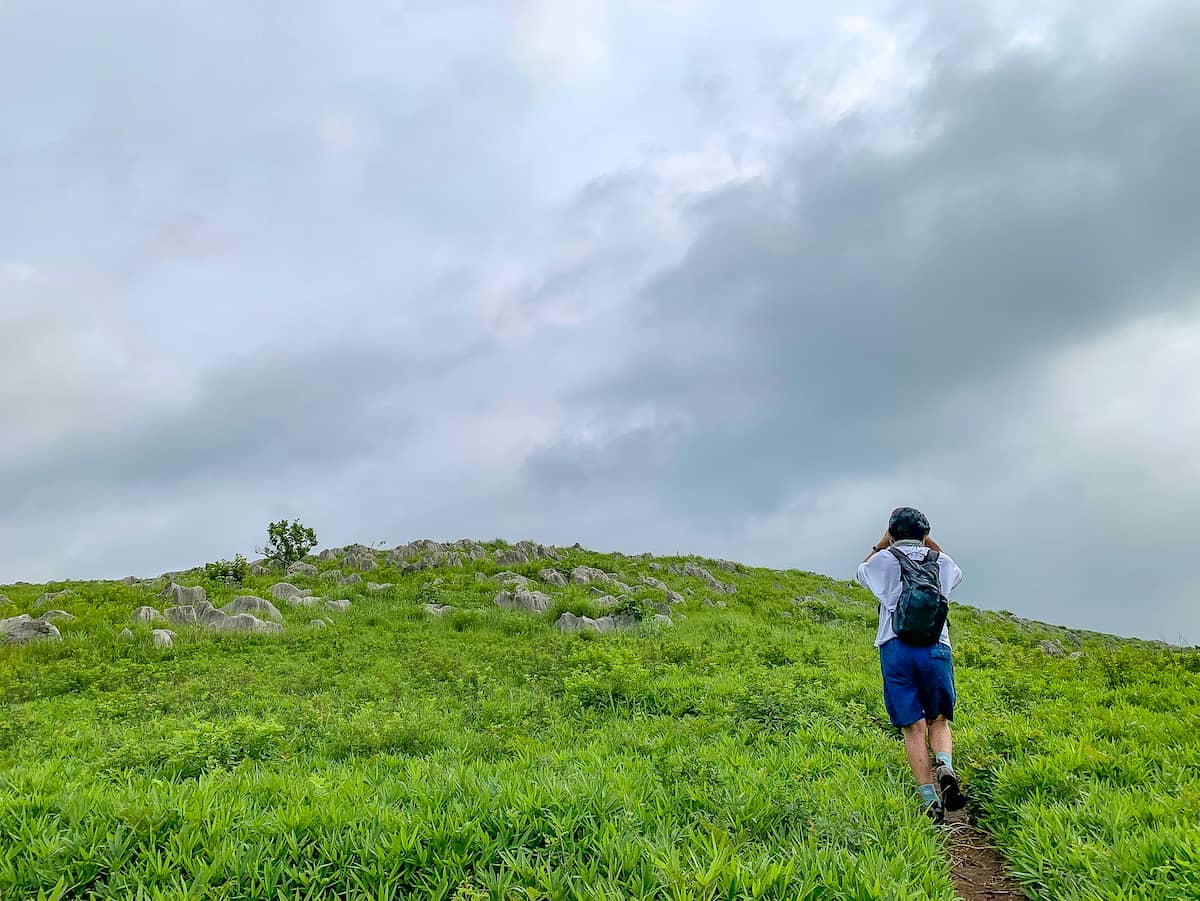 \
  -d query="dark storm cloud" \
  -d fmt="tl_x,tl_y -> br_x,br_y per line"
527,3 -> 1200,513
0,337 -> 484,515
